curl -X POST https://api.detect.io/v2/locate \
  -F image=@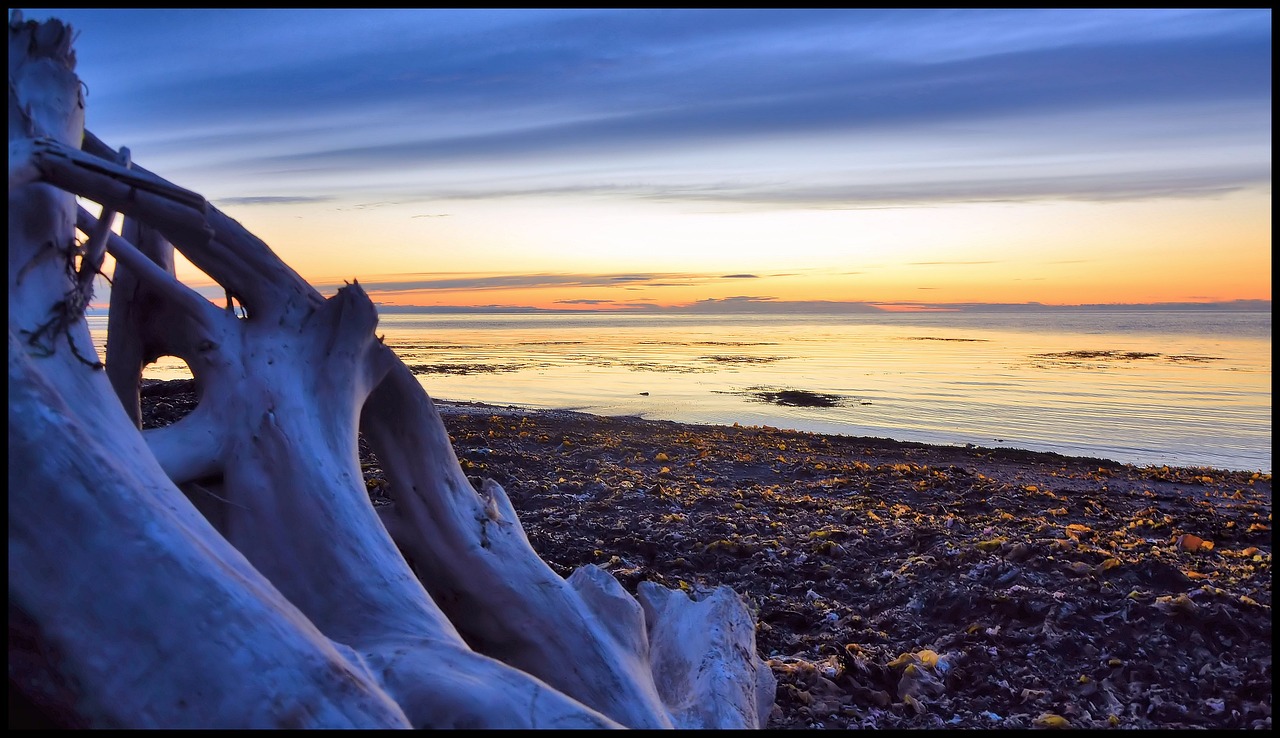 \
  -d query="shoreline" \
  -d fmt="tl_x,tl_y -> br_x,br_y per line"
429,396 -> 1268,477
144,376 -> 1267,475
139,369 -> 1272,475
140,378 -> 1272,729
